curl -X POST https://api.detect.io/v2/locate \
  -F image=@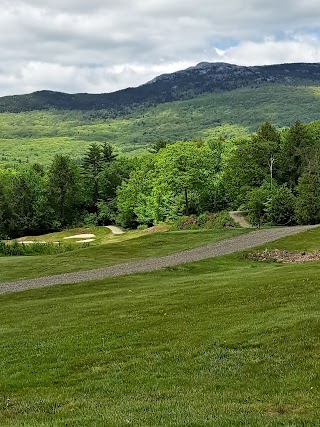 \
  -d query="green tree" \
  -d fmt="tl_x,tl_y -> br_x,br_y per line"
247,184 -> 272,226
153,141 -> 218,218
48,155 -> 80,226
98,158 -> 132,203
101,143 -> 117,163
265,186 -> 296,225
277,121 -> 310,187
117,156 -> 155,227
149,140 -> 167,153
97,158 -> 133,224
0,168 -> 14,238
296,173 -> 320,225
224,123 -> 281,208
82,143 -> 103,206
7,166 -> 50,237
